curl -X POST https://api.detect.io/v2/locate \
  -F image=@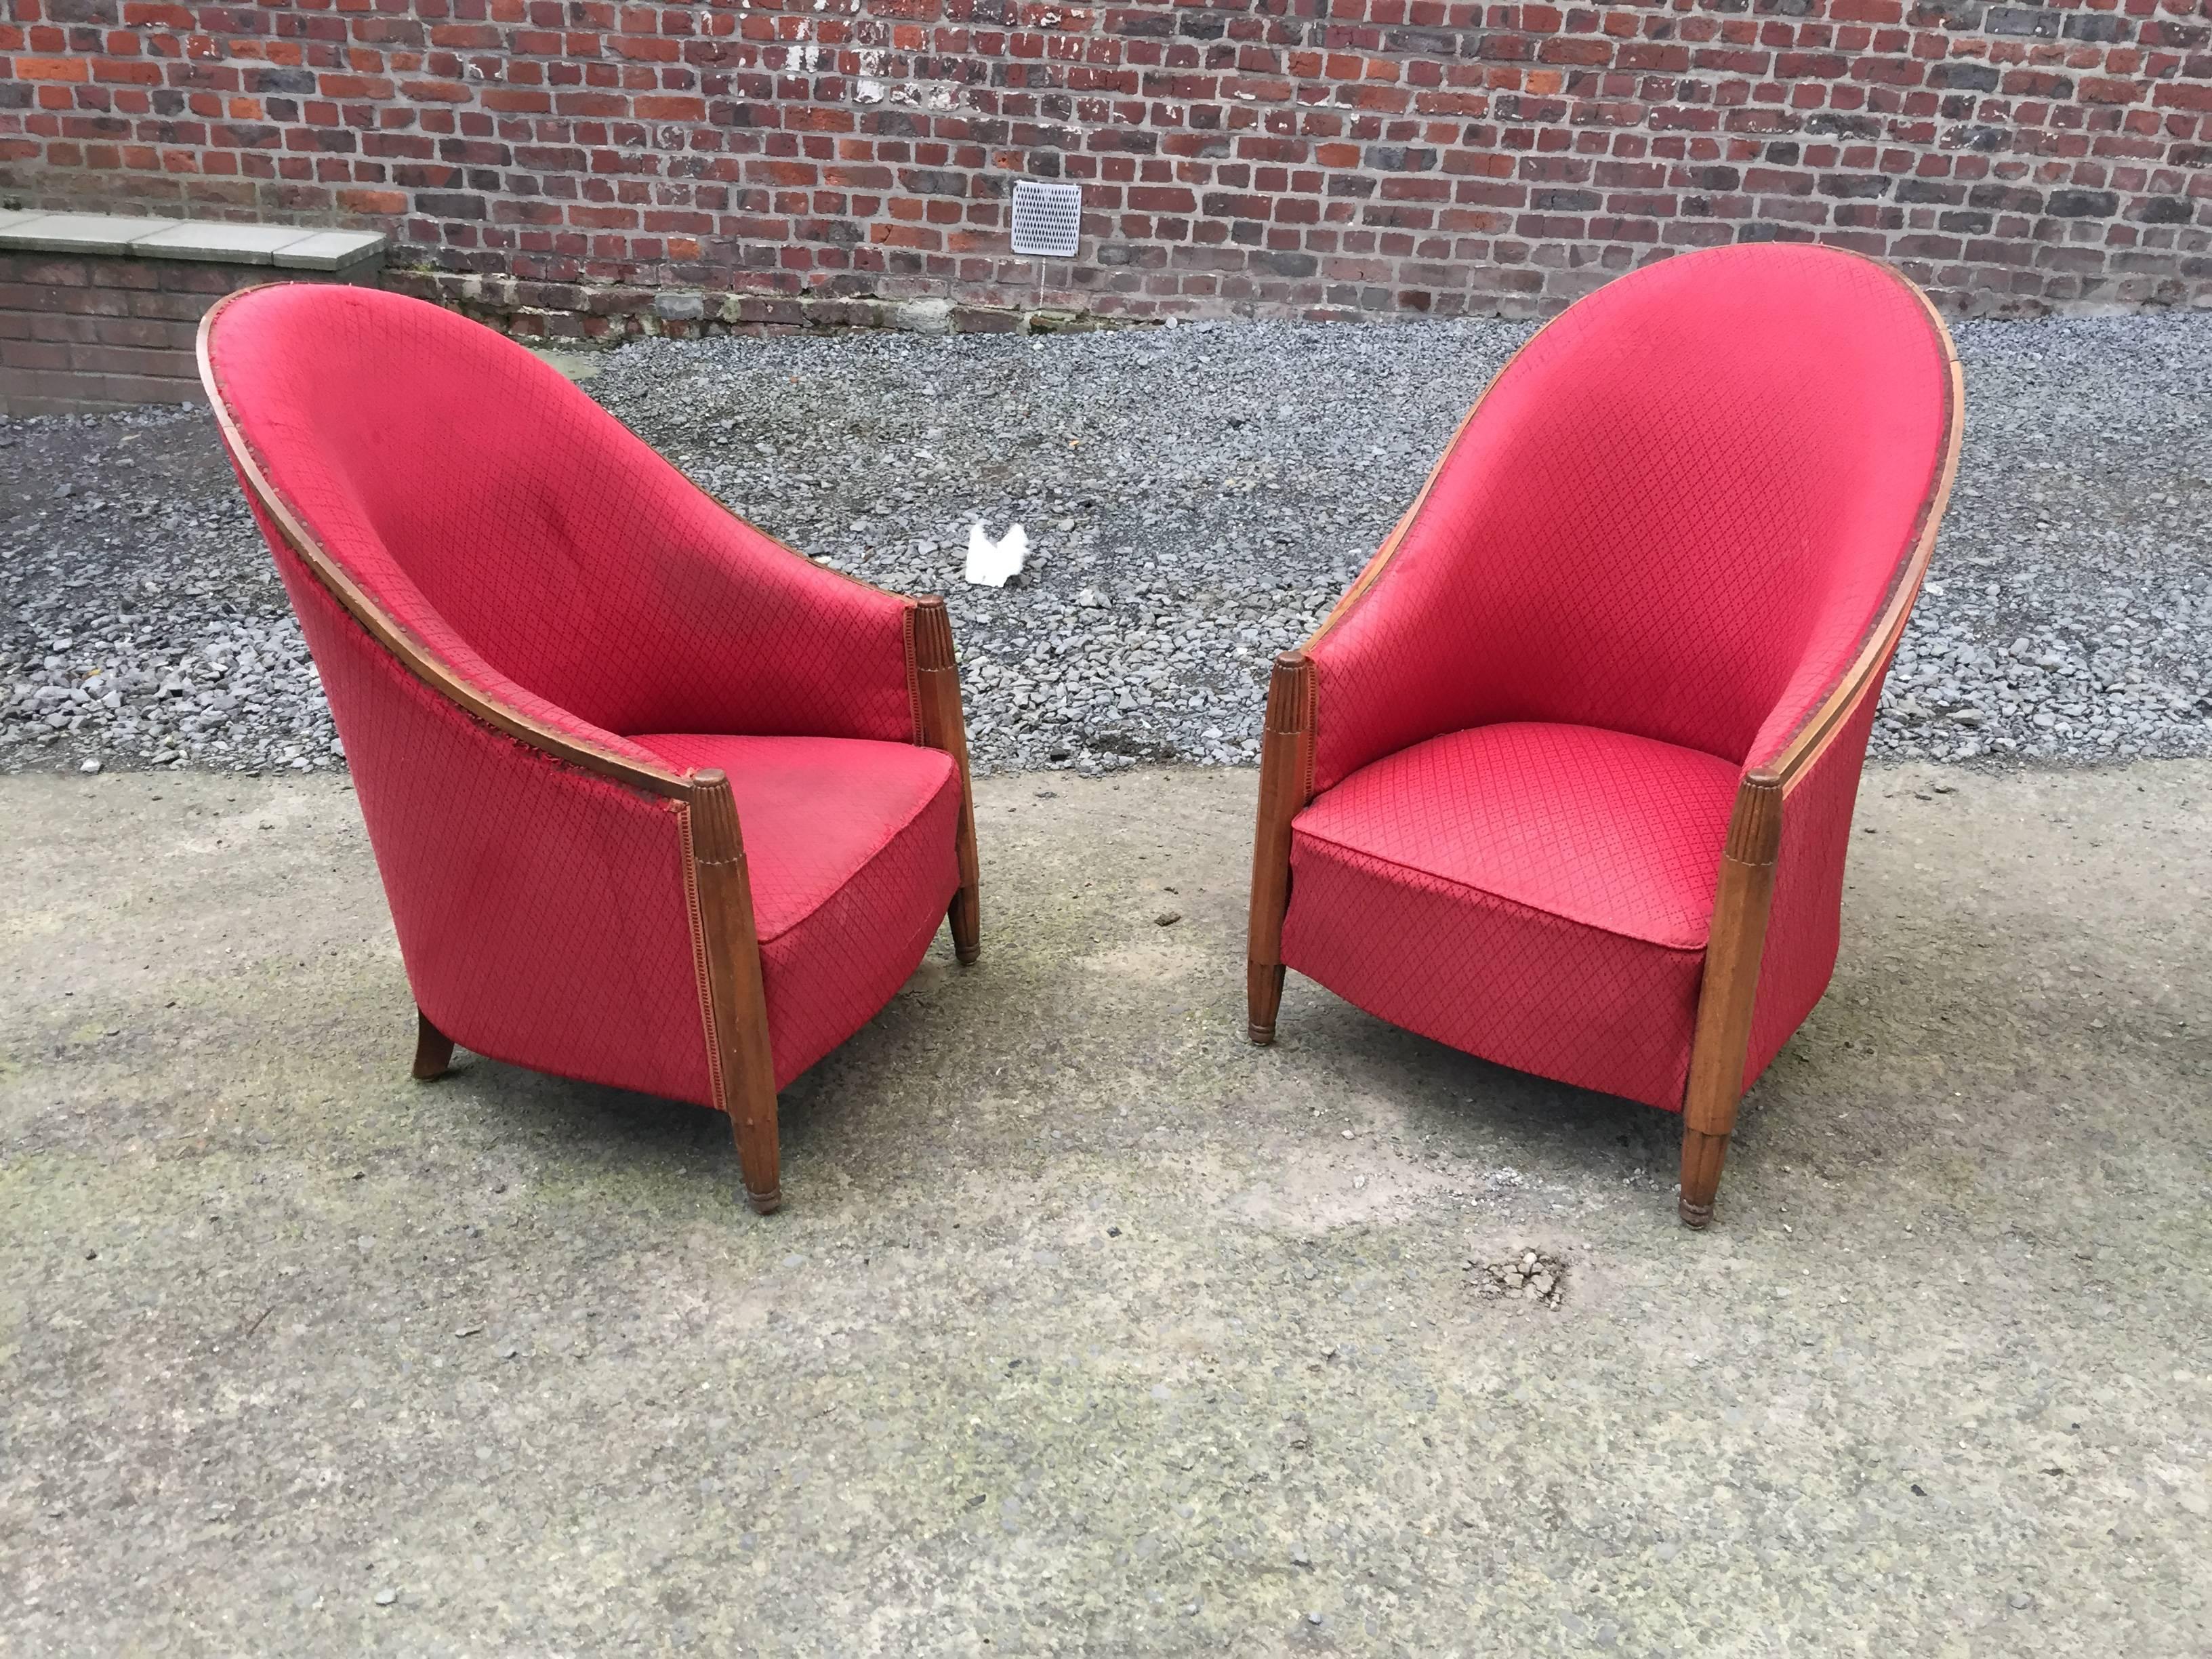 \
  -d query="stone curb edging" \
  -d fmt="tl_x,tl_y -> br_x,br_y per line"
0,210 -> 385,272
